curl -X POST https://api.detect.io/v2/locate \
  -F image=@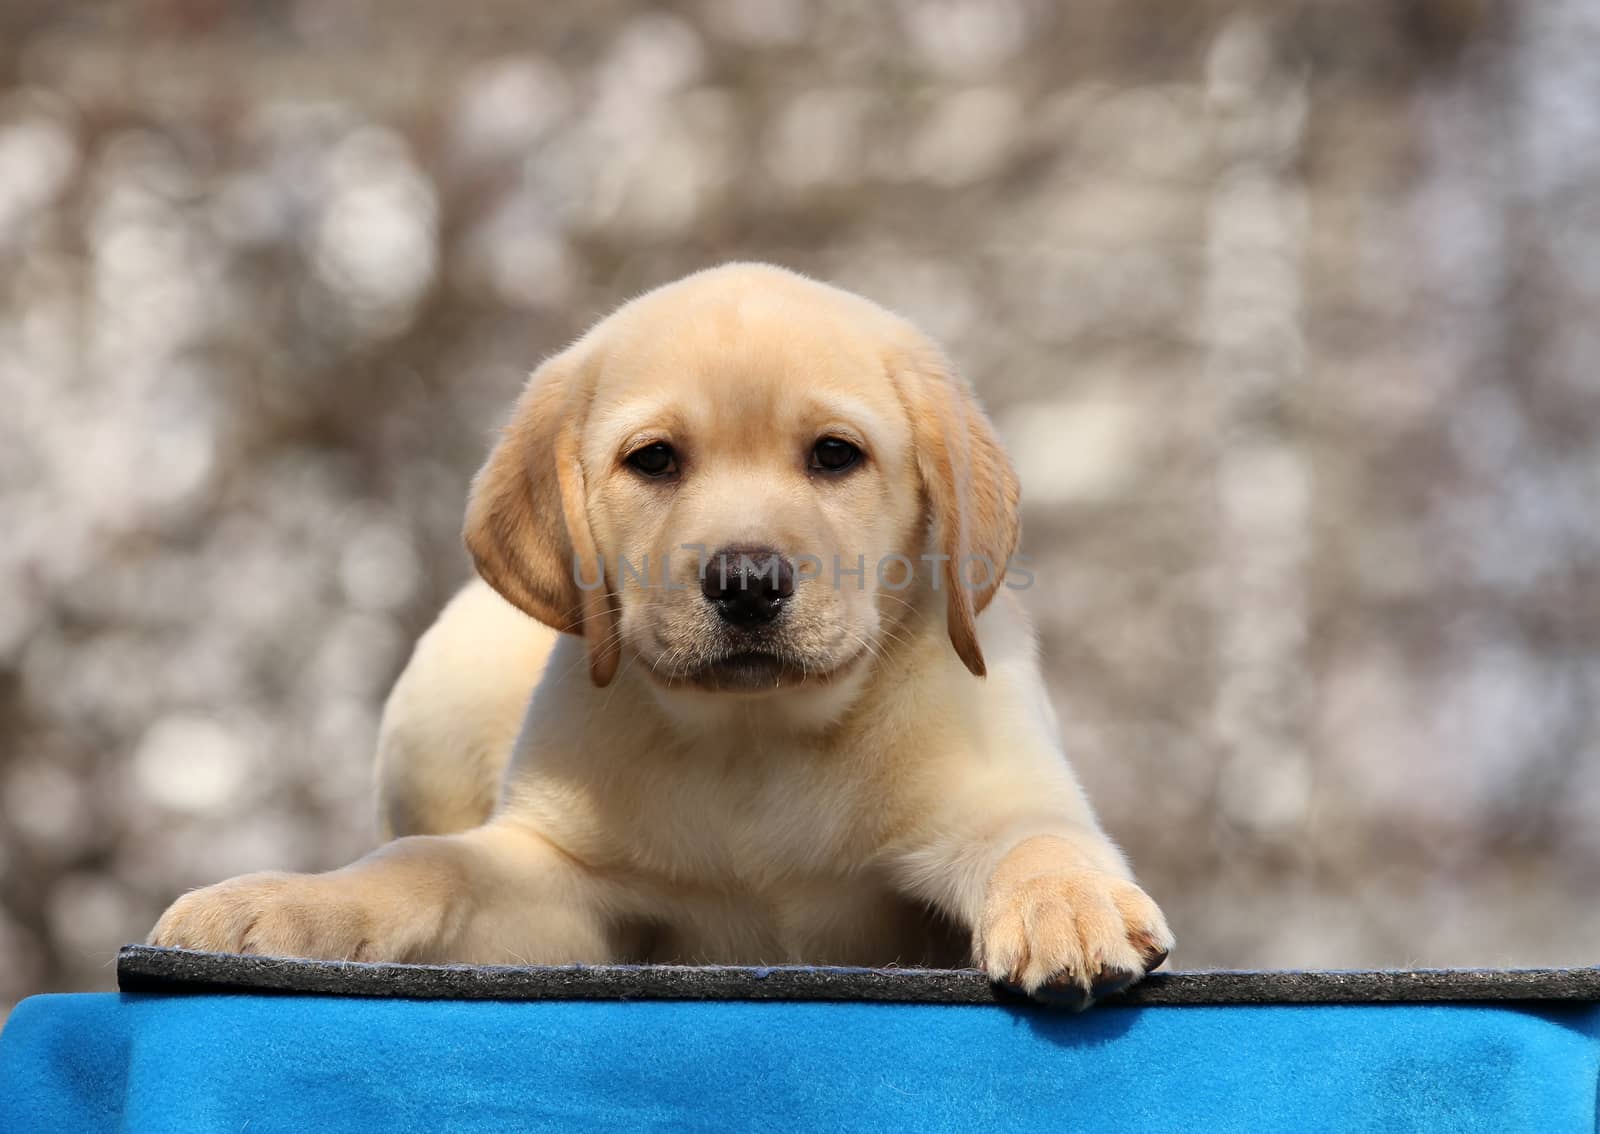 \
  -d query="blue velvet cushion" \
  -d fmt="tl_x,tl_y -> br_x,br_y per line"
2,991 -> 1598,1132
